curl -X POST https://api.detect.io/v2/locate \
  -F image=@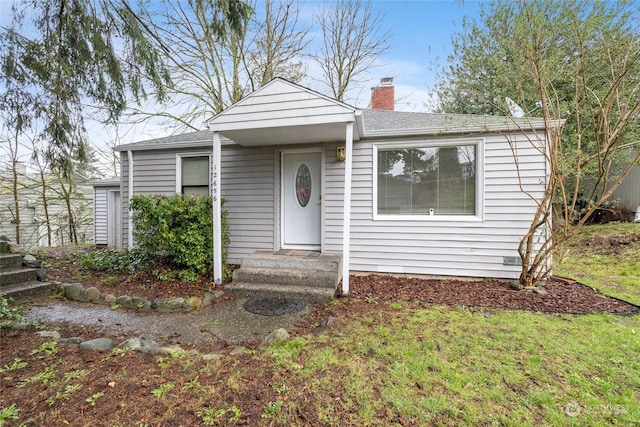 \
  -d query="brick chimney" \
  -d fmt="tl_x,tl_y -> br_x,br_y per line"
370,77 -> 394,110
